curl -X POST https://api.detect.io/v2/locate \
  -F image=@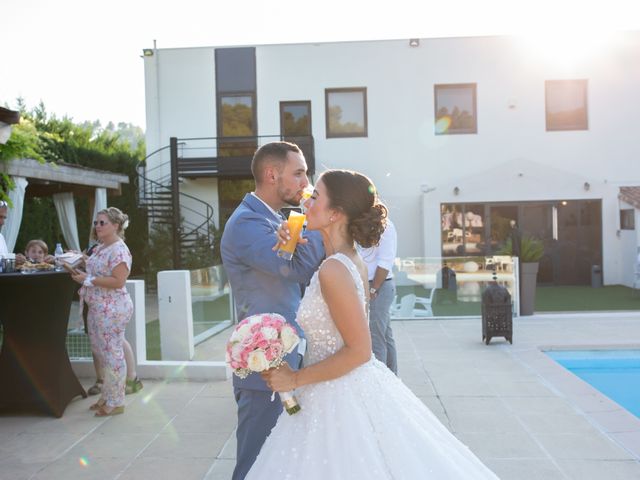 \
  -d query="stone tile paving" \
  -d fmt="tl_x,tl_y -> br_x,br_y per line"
1,313 -> 639,479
